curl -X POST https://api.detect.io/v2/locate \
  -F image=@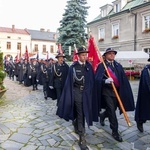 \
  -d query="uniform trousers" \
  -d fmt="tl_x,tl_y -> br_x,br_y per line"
102,95 -> 118,132
74,87 -> 85,135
